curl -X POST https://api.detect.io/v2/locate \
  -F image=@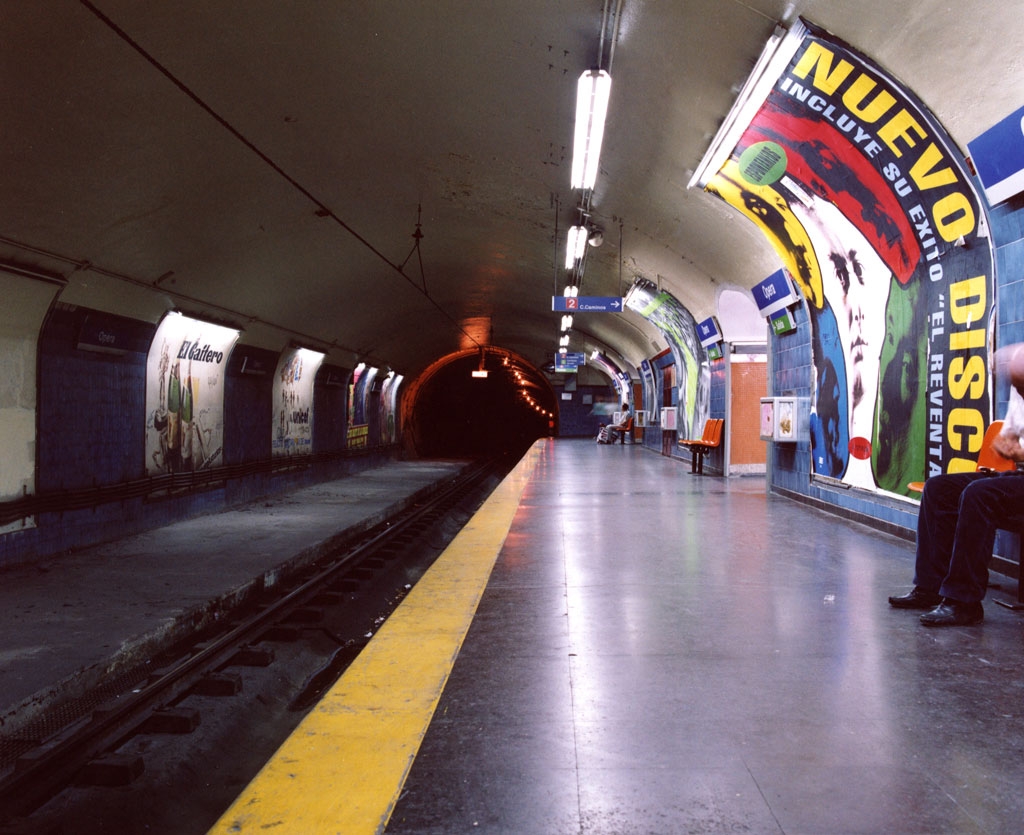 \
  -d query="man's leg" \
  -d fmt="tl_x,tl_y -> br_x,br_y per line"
913,472 -> 987,590
939,471 -> 1024,603
890,471 -> 981,609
